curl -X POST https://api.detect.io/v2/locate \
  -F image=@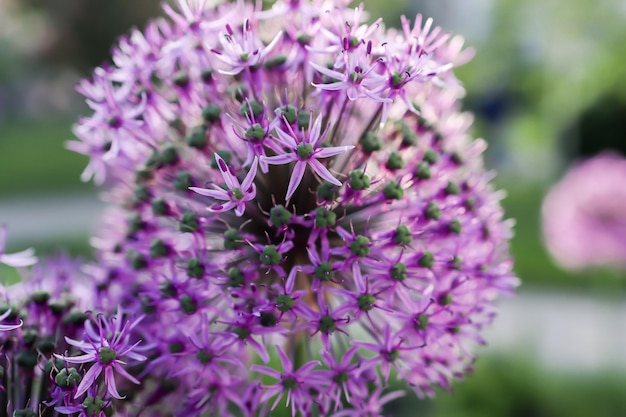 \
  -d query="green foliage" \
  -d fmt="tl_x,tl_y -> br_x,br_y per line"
428,356 -> 626,417
377,355 -> 626,417
0,121 -> 93,197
